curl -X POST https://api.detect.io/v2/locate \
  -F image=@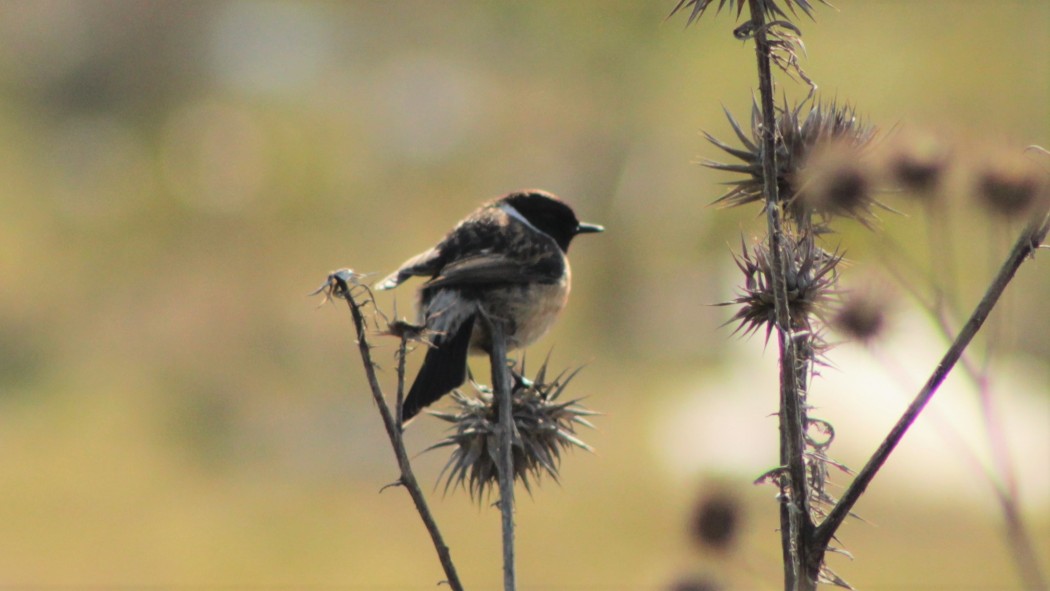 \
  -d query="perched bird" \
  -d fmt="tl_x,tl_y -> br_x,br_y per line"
377,189 -> 603,422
